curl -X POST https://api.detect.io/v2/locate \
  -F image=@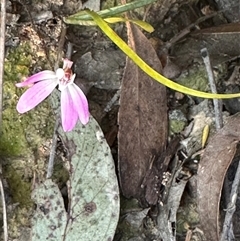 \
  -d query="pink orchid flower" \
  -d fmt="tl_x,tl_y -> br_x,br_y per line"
16,59 -> 89,132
